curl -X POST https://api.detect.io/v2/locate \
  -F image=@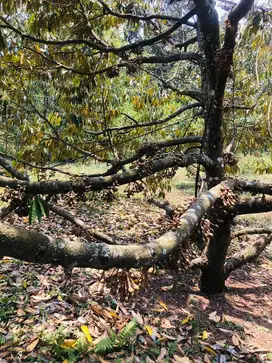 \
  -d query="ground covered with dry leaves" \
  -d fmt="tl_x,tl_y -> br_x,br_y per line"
0,191 -> 272,363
